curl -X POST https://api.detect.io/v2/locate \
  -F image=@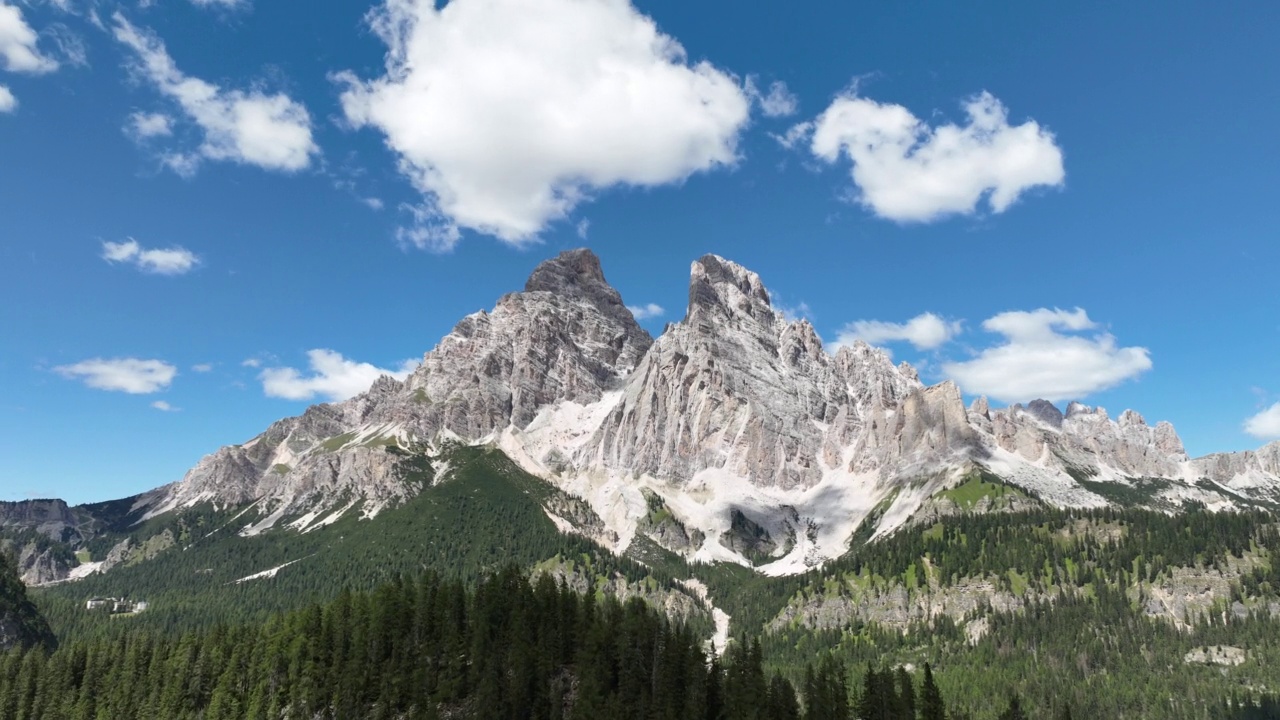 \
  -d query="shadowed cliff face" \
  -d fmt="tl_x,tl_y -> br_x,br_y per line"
0,551 -> 55,651
0,500 -> 78,540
